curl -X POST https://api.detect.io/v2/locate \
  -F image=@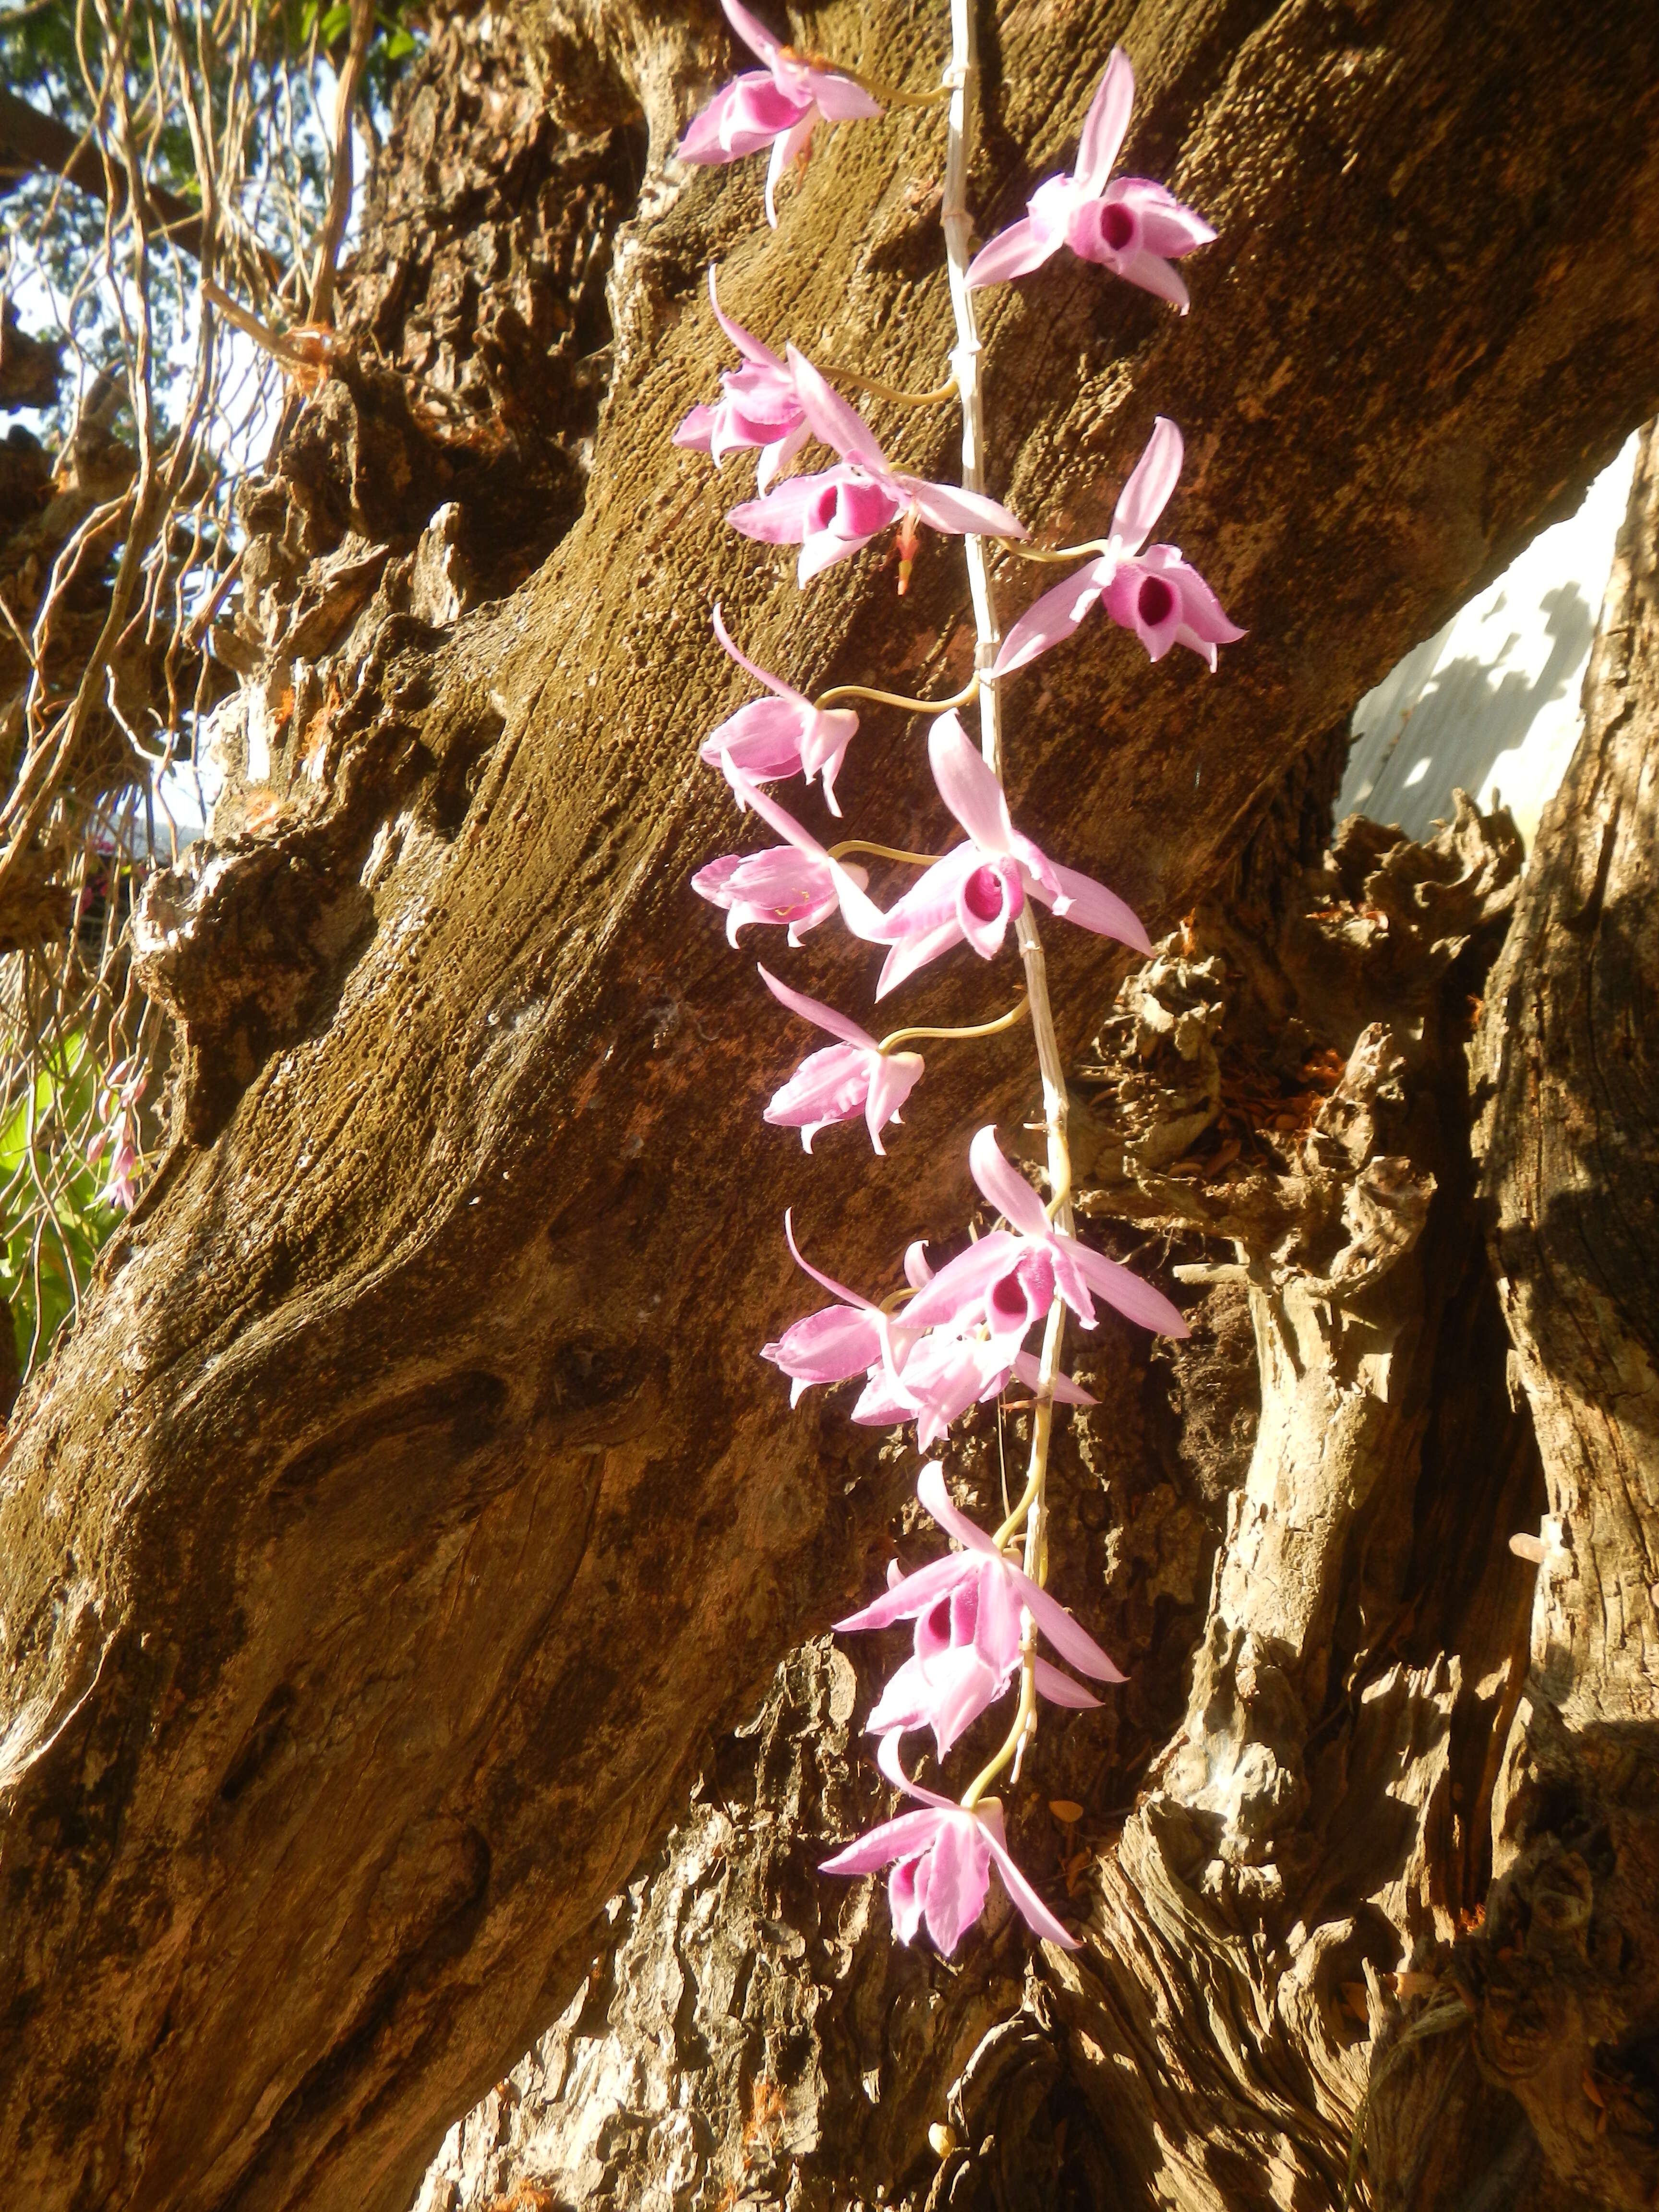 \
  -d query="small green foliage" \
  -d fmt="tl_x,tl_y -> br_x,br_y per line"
0,1036 -> 122,1381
